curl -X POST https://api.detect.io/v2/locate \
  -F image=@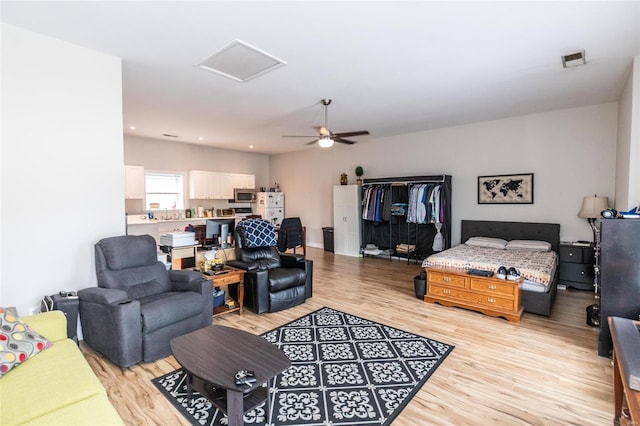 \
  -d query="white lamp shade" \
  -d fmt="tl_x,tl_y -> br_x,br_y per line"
318,136 -> 334,148
578,196 -> 610,219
